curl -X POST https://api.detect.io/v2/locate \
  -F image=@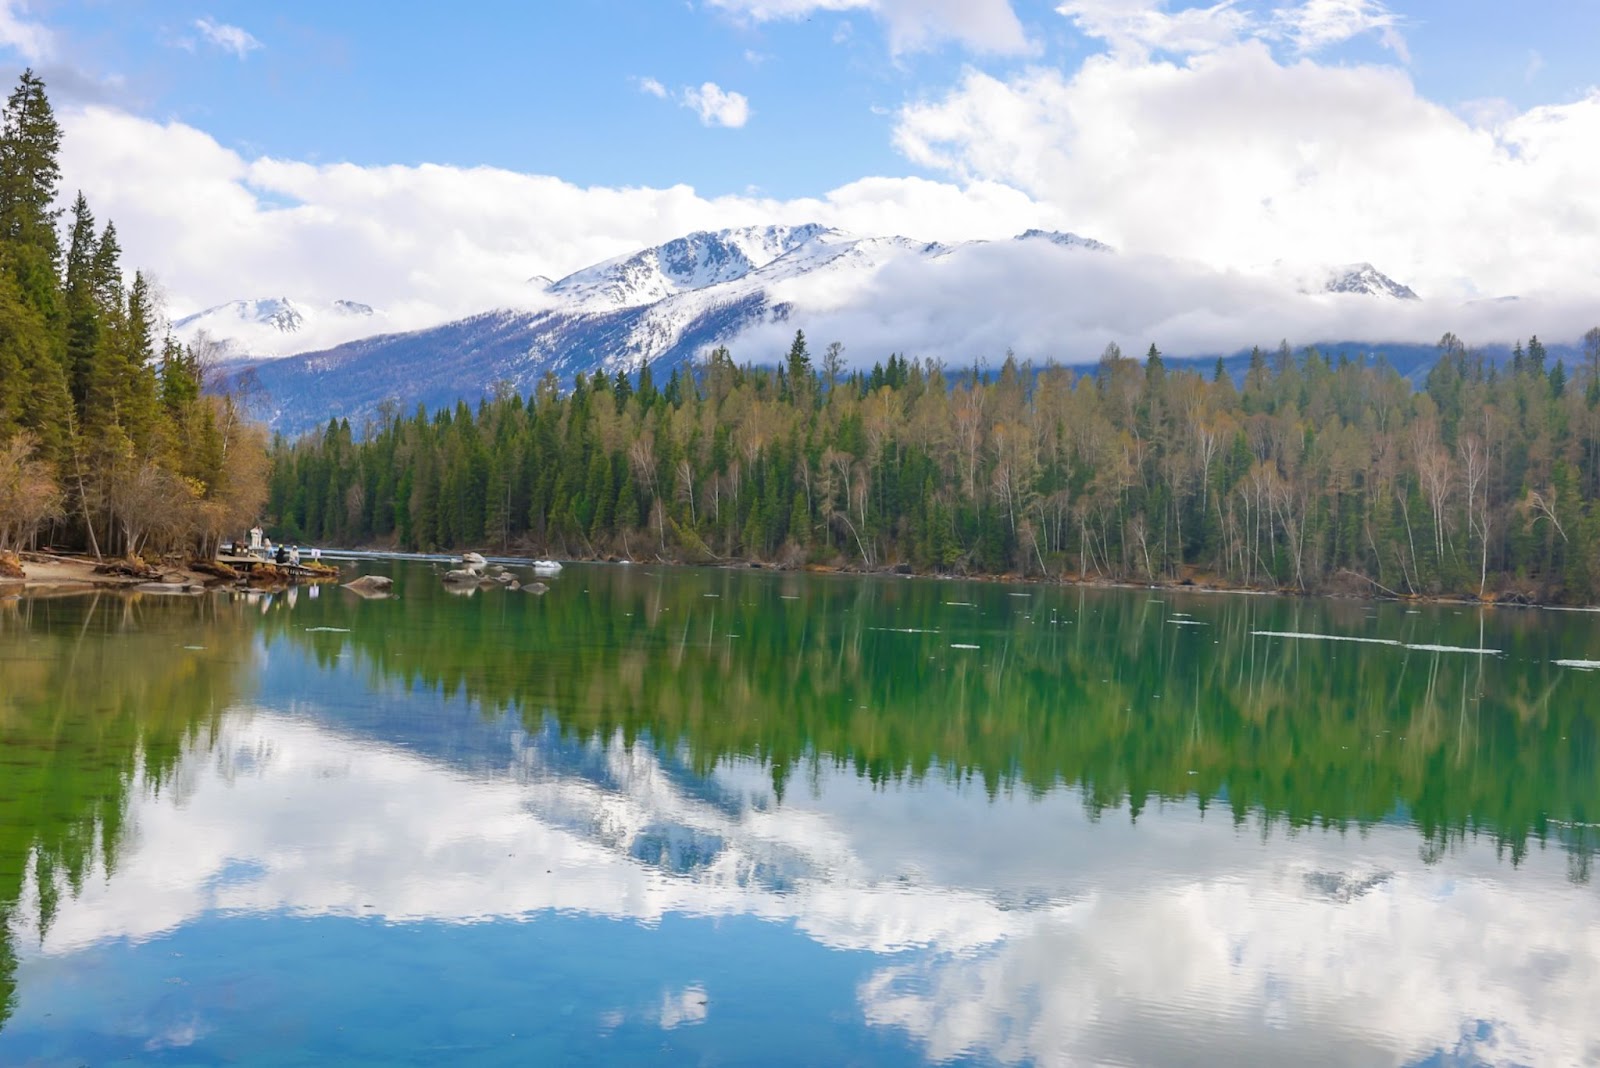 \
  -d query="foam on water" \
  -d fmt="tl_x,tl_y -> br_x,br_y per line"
1253,631 -> 1400,646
